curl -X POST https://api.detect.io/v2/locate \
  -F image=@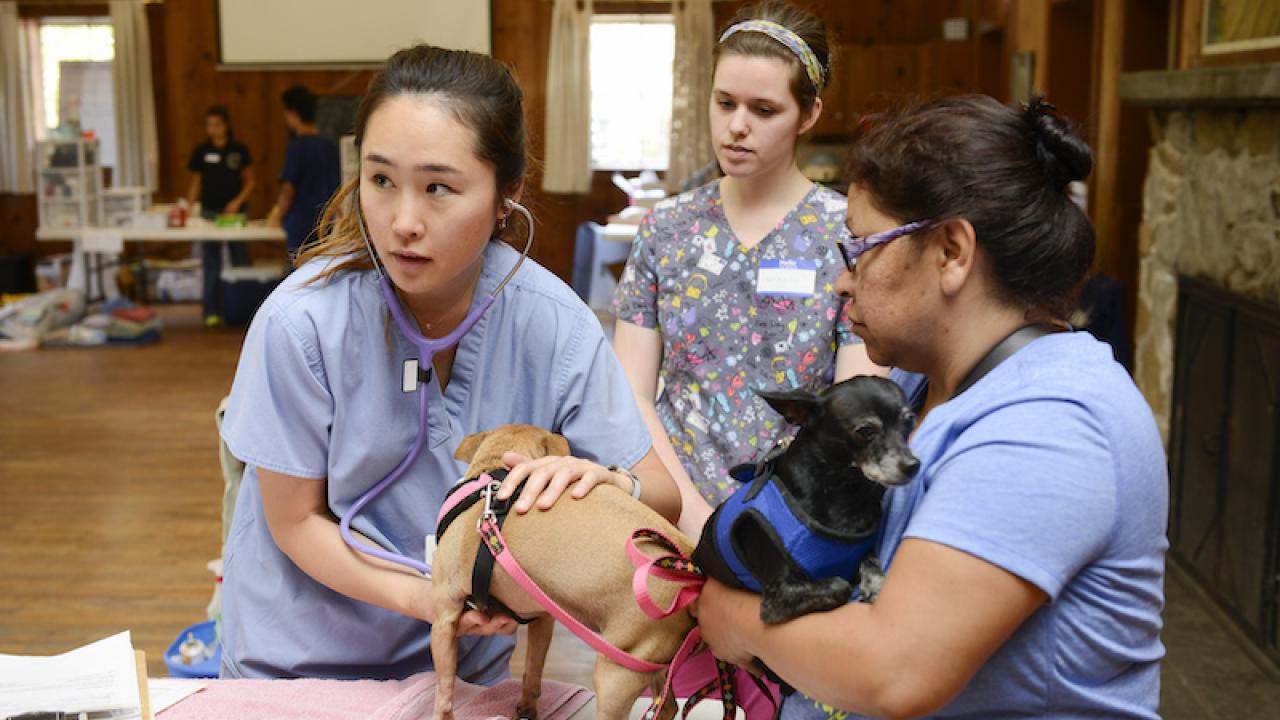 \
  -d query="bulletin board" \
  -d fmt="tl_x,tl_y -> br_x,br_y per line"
217,0 -> 491,67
